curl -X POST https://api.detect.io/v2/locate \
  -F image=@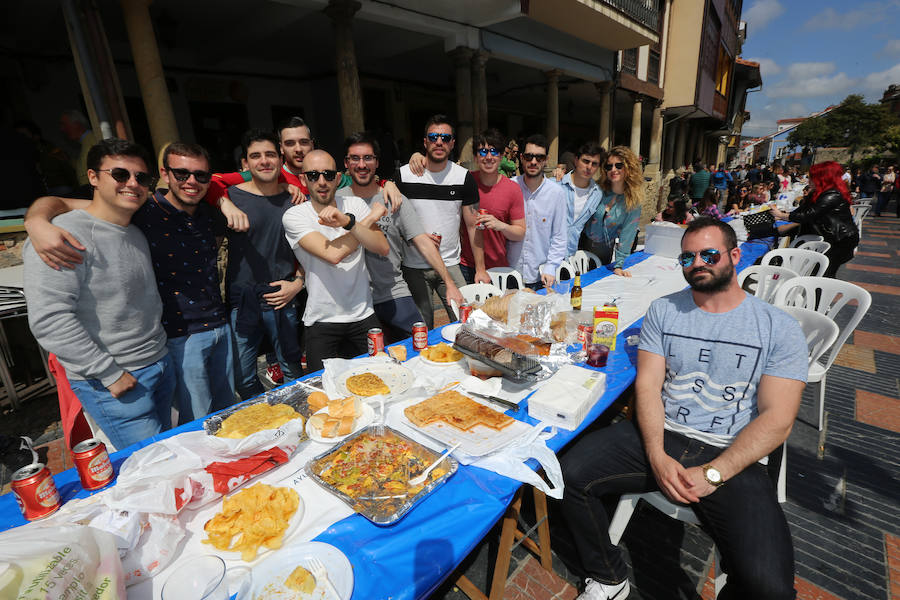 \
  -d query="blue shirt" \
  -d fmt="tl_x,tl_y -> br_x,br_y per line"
507,176 -> 568,283
712,169 -> 733,190
560,173 -> 605,255
583,189 -> 642,269
133,191 -> 226,339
